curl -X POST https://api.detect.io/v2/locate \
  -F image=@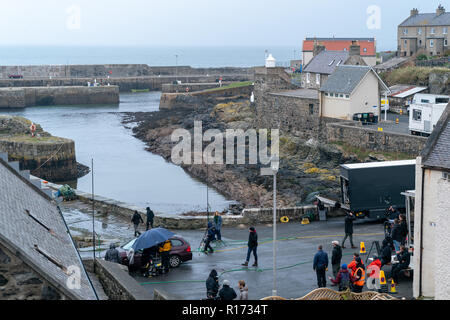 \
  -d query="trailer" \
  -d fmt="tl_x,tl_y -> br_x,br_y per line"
409,93 -> 449,137
338,160 -> 416,219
